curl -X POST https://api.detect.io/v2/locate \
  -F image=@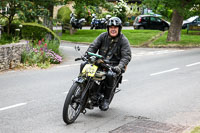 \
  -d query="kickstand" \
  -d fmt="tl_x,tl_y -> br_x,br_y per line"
115,89 -> 121,94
